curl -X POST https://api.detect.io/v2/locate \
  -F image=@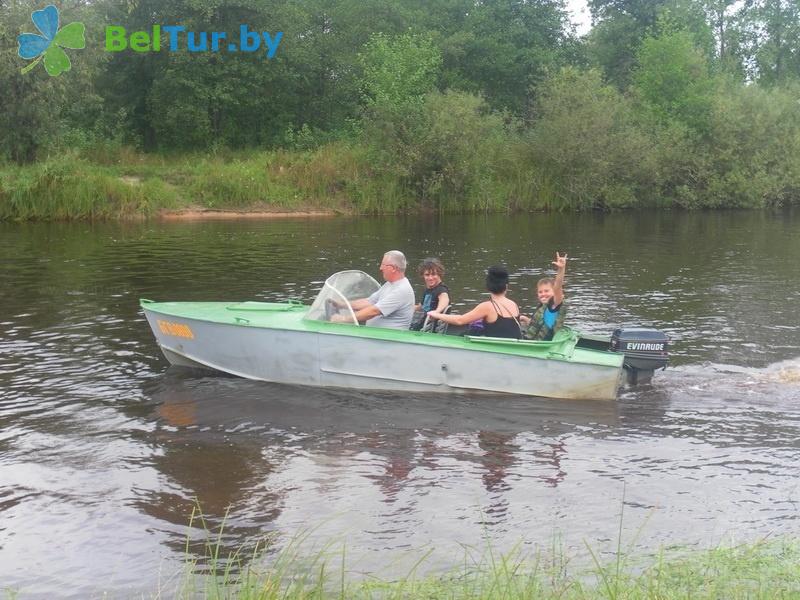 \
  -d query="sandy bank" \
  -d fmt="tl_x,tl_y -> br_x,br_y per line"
158,208 -> 339,220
